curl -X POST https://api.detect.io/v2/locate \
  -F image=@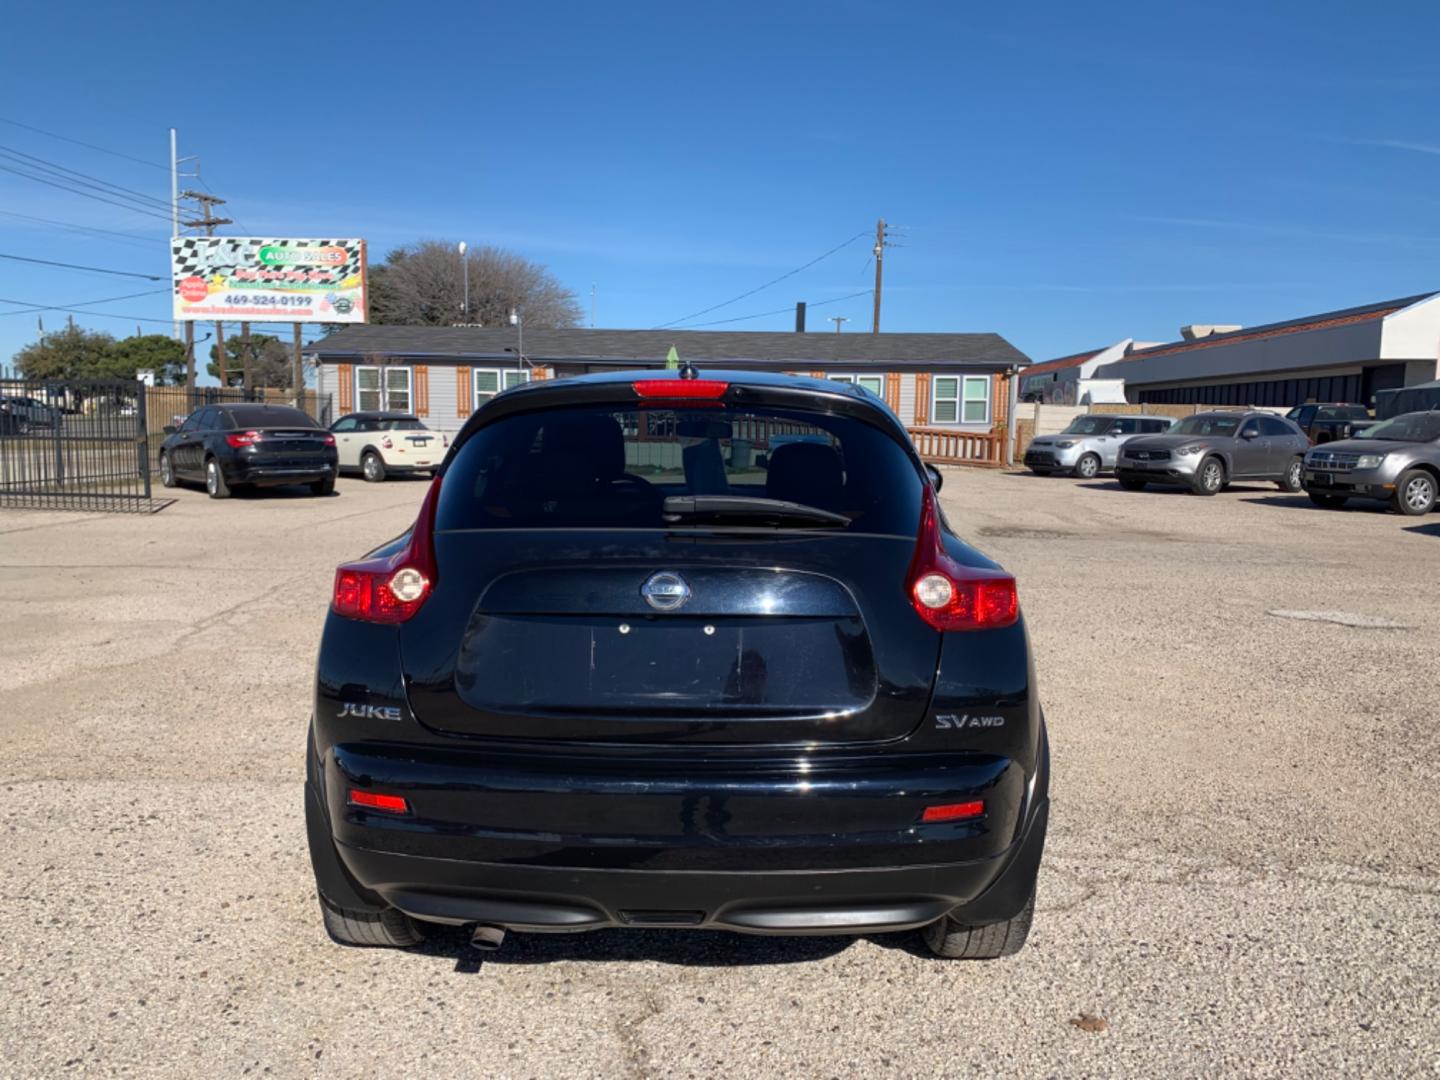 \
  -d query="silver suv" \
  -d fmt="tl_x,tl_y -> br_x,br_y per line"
1024,414 -> 1175,479
1116,411 -> 1310,496
1303,410 -> 1440,515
